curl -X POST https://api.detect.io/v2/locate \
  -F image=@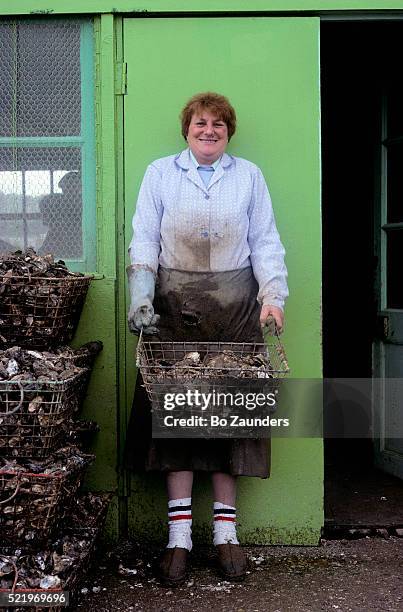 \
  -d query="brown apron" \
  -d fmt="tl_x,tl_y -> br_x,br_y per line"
124,266 -> 271,478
